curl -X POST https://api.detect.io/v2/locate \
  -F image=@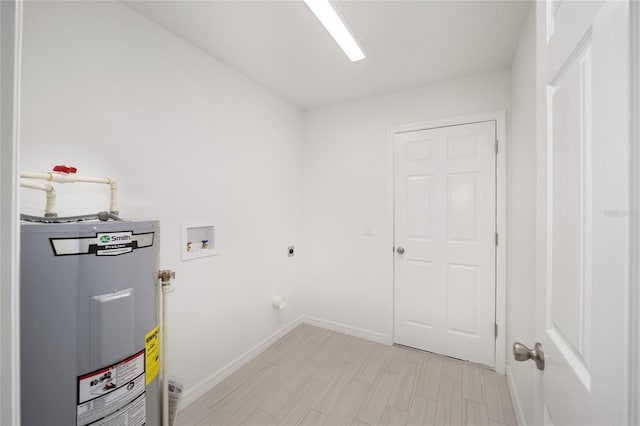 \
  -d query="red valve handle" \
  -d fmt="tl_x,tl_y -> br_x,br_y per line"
52,165 -> 77,174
